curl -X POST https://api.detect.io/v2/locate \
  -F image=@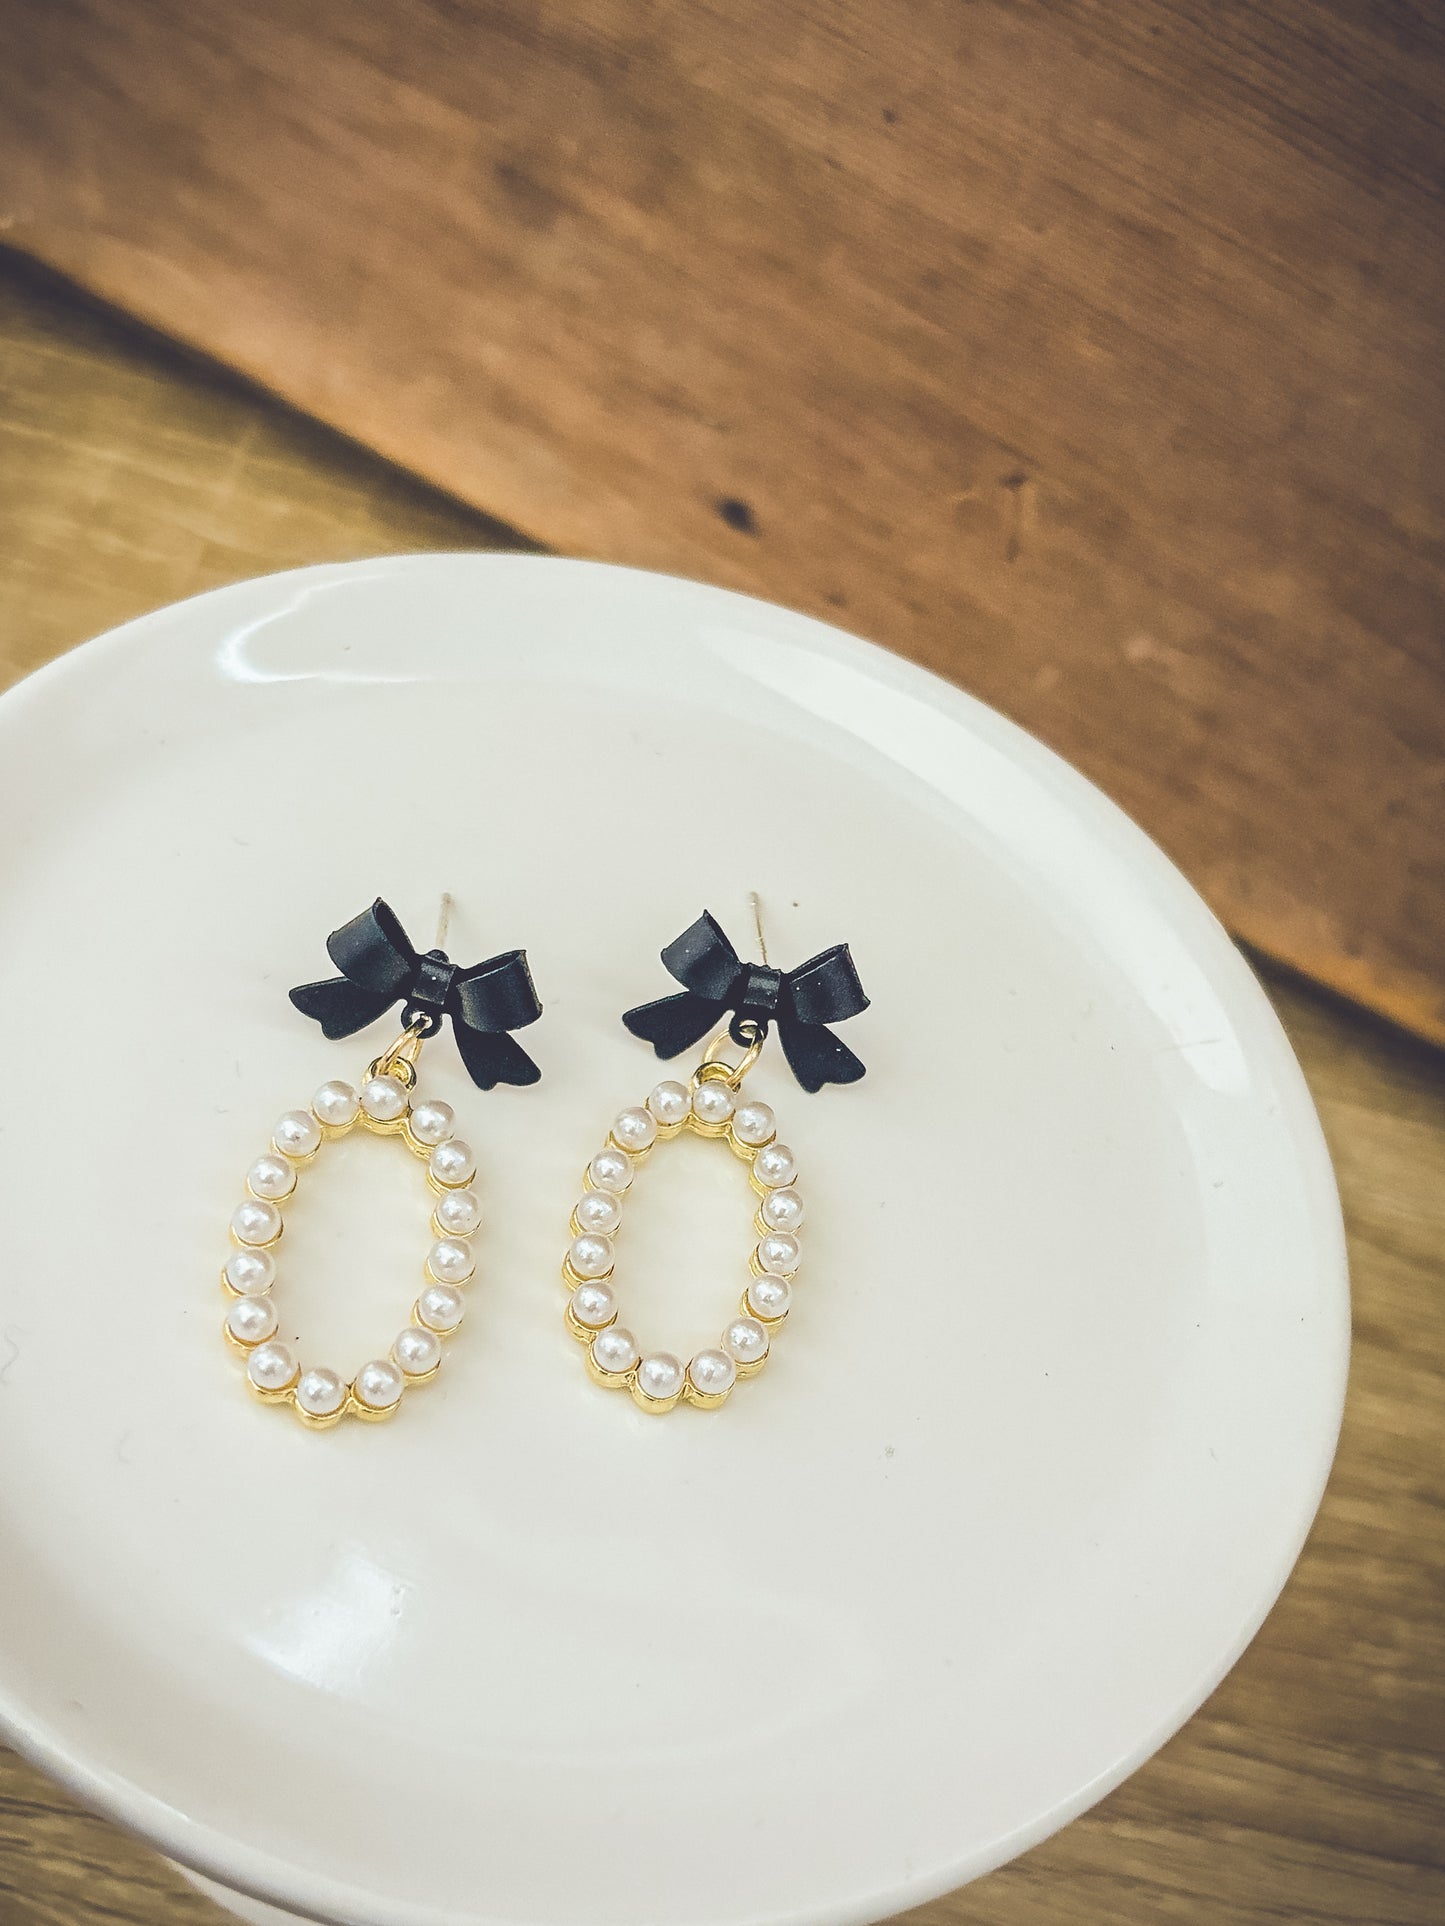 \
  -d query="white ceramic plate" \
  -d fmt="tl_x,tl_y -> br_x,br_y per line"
0,556 -> 1347,1926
